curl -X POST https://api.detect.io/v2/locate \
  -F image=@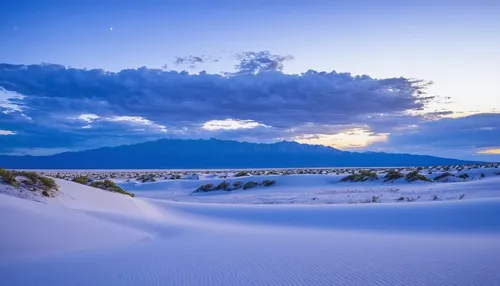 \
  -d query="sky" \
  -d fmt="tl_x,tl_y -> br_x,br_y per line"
0,0 -> 499,161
